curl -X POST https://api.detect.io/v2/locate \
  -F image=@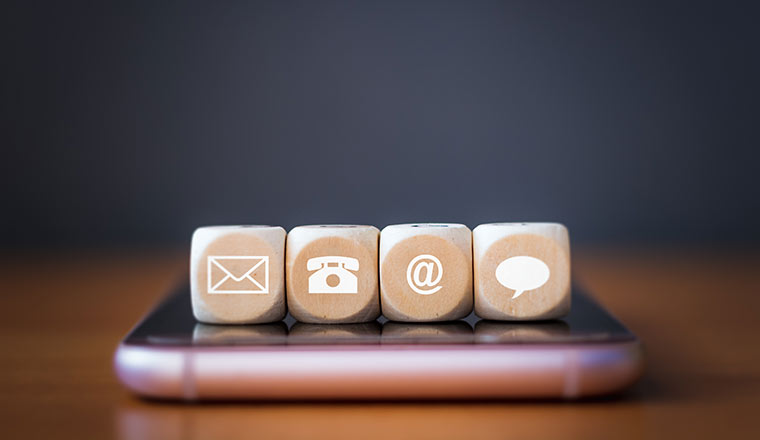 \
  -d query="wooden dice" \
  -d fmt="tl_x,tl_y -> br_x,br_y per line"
286,225 -> 381,323
473,223 -> 571,320
190,225 -> 286,324
190,222 -> 572,324
379,223 -> 473,322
